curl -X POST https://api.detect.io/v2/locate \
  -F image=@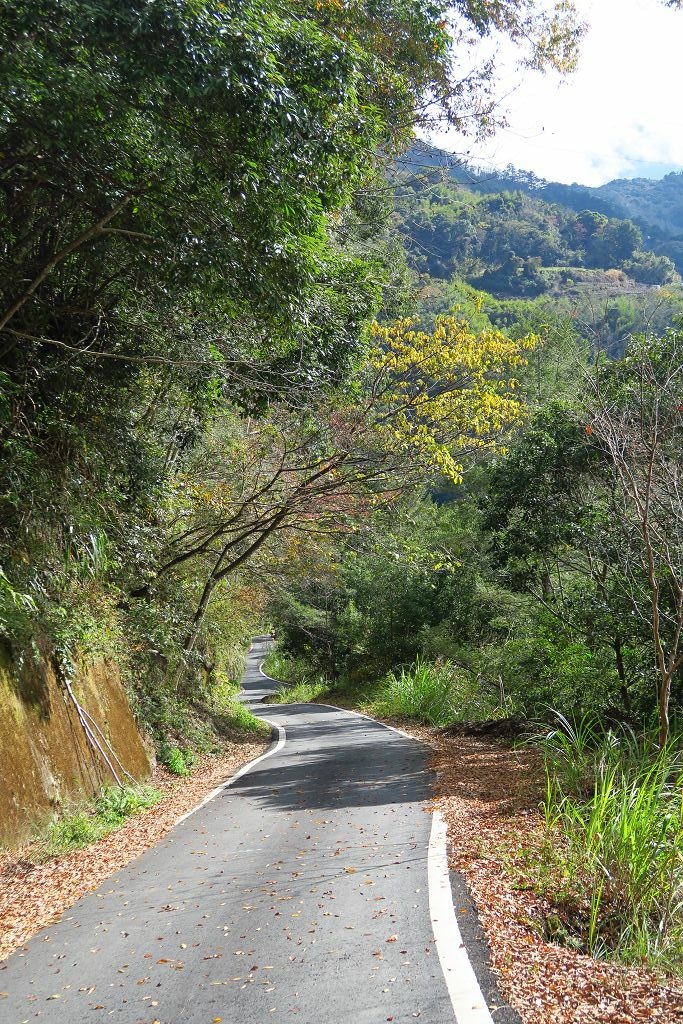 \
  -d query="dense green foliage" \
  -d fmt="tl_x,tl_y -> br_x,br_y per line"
395,175 -> 660,285
0,0 -> 586,757
270,319 -> 683,737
